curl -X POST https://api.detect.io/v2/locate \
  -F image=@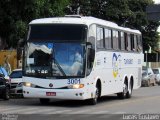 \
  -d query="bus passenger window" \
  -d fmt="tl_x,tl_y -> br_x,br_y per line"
130,34 -> 135,51
112,30 -> 119,50
134,35 -> 137,52
96,27 -> 104,49
89,24 -> 96,50
105,29 -> 112,49
127,34 -> 131,51
121,32 -> 125,50
124,33 -> 128,51
137,35 -> 142,52
118,31 -> 121,50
